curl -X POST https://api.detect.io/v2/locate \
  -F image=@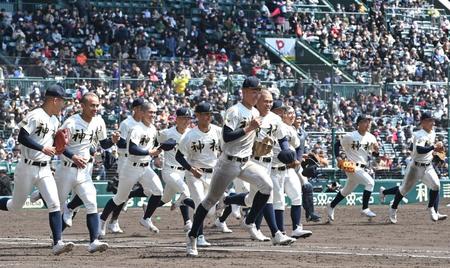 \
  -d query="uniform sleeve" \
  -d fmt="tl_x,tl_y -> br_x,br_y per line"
119,121 -> 129,139
97,118 -> 107,141
274,119 -> 287,140
20,112 -> 38,134
341,134 -> 351,148
223,107 -> 240,131
157,129 -> 166,143
129,128 -> 141,146
178,134 -> 190,157
61,118 -> 75,134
